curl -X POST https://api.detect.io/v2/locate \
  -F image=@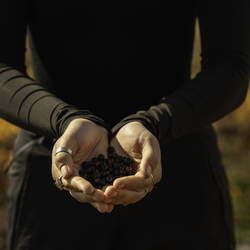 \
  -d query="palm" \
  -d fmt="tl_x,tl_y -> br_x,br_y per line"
61,119 -> 109,165
110,122 -> 161,179
52,118 -> 109,184
110,124 -> 143,165
52,119 -> 114,213
103,122 -> 161,205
